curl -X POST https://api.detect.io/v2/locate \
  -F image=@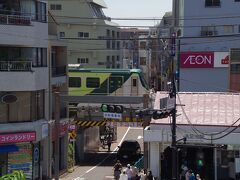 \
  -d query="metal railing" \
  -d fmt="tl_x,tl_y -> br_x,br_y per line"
0,61 -> 32,71
0,14 -> 31,25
